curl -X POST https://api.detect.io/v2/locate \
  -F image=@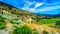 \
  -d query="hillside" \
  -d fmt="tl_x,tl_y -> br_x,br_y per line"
0,2 -> 57,23
0,2 -> 60,34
